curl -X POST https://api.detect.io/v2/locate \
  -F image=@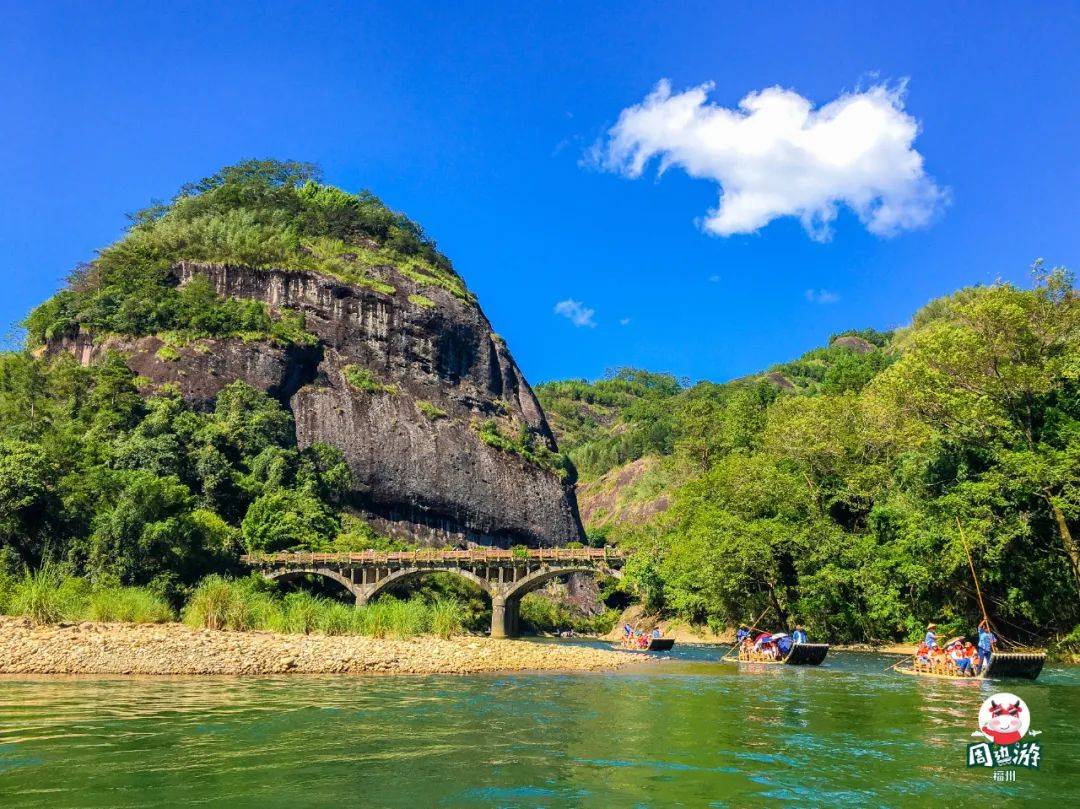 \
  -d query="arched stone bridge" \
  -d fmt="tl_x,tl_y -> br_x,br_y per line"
240,548 -> 626,638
